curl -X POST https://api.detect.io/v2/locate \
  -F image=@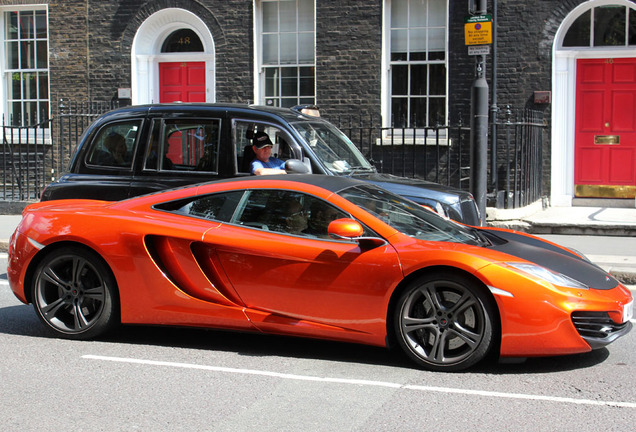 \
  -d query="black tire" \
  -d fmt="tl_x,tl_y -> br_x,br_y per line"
31,246 -> 119,339
393,272 -> 496,371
